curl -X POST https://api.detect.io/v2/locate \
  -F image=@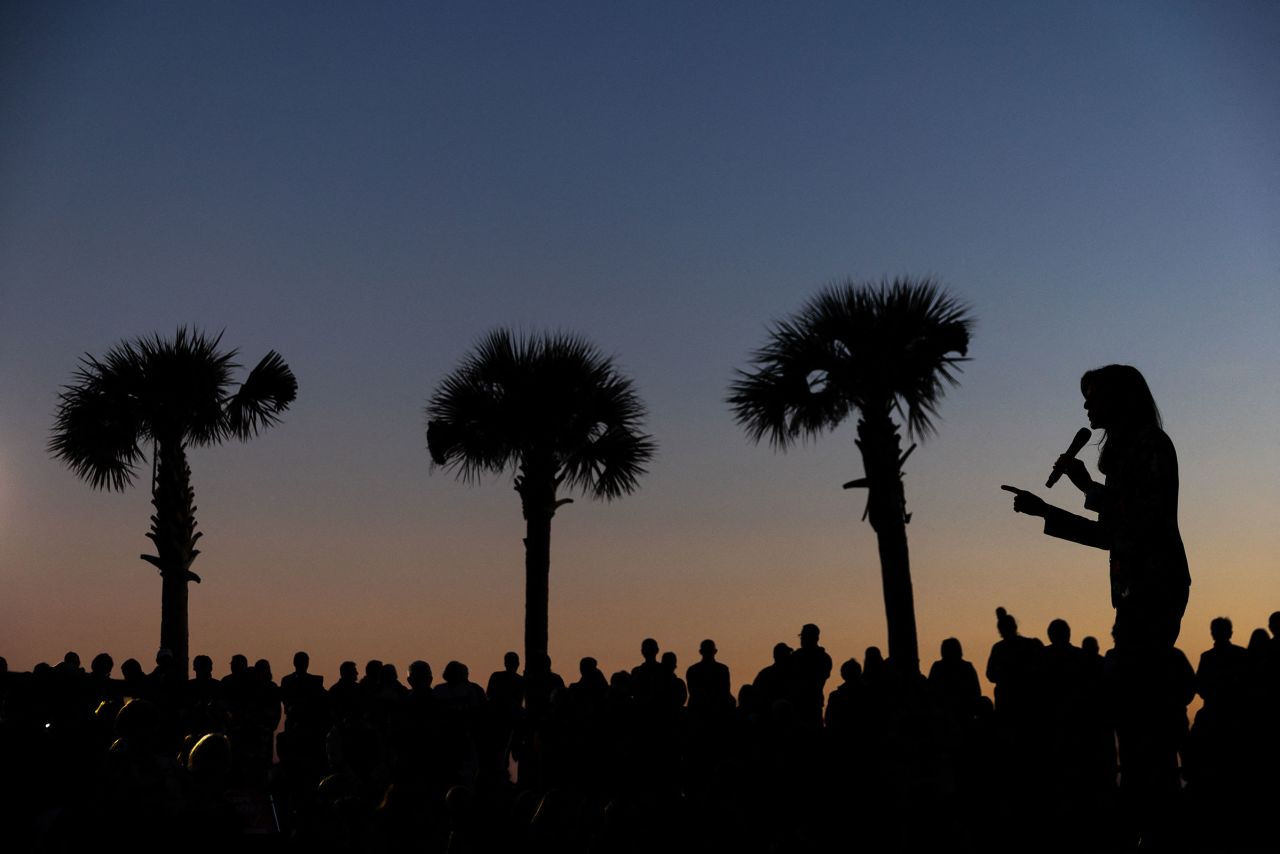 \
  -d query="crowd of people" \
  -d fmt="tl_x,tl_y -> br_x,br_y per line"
2,611 -> 1278,853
